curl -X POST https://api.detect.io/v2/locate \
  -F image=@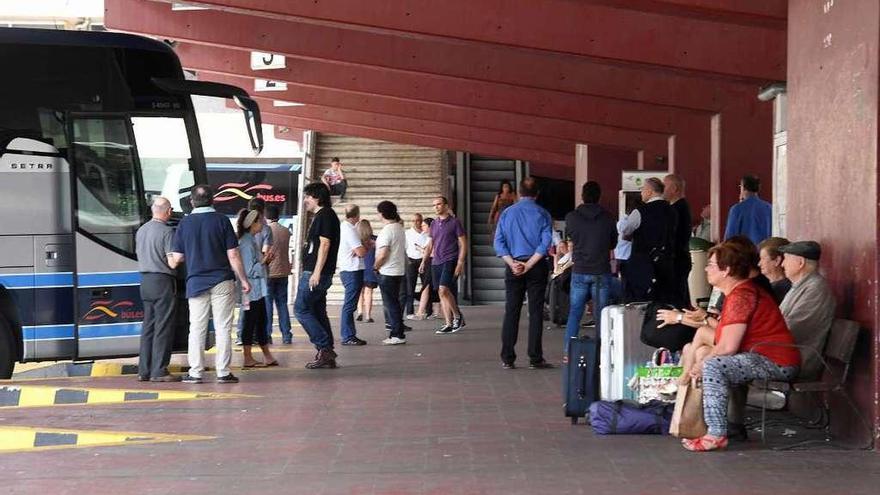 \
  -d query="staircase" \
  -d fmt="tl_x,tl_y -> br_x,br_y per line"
468,157 -> 517,305
311,133 -> 447,302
